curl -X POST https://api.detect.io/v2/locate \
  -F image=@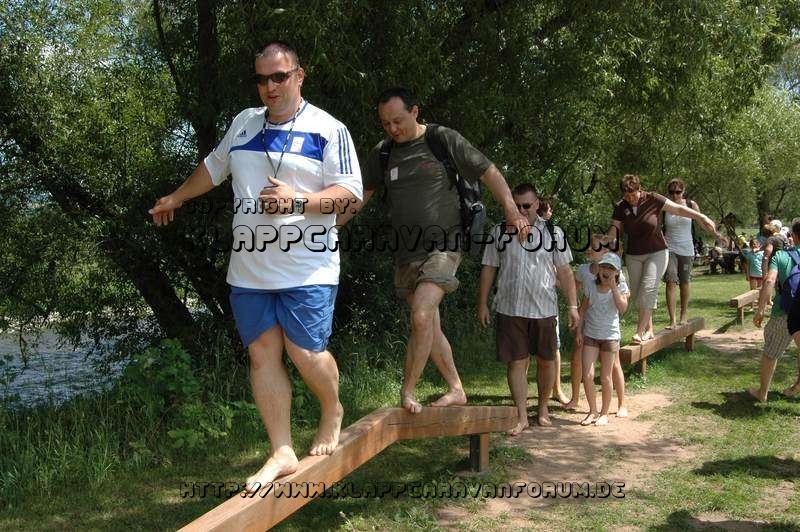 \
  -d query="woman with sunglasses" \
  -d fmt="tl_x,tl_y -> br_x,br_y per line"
611,174 -> 716,344
662,178 -> 701,329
